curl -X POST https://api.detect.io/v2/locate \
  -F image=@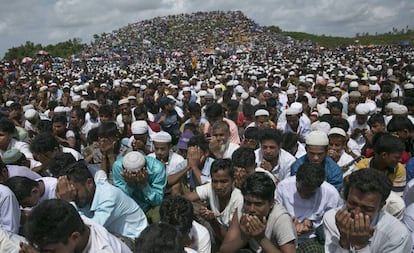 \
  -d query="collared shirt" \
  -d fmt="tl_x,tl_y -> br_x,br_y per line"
356,157 -> 406,193
324,207 -> 412,253
291,155 -> 343,191
78,180 -> 148,239
112,156 -> 166,212
255,148 -> 296,181
276,176 -> 343,243
81,216 -> 132,253
0,185 -> 20,234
